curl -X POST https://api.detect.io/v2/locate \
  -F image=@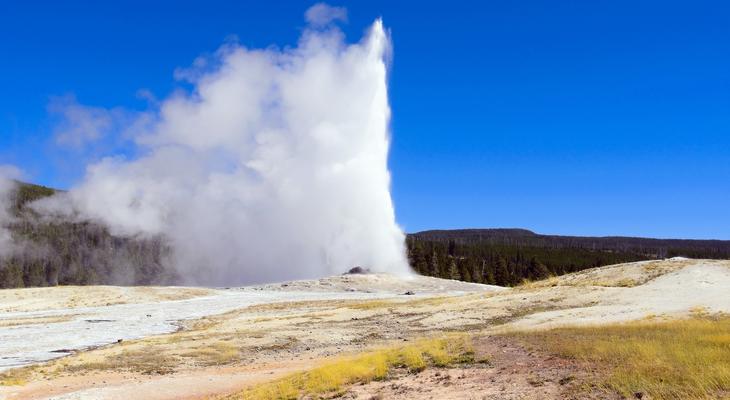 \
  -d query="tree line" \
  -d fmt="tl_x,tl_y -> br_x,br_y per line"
407,229 -> 730,286
406,238 -> 648,286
